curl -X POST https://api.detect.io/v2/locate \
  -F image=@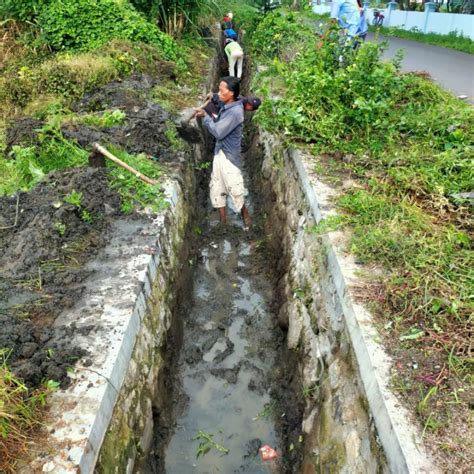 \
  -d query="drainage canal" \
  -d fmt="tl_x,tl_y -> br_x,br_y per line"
141,131 -> 304,472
